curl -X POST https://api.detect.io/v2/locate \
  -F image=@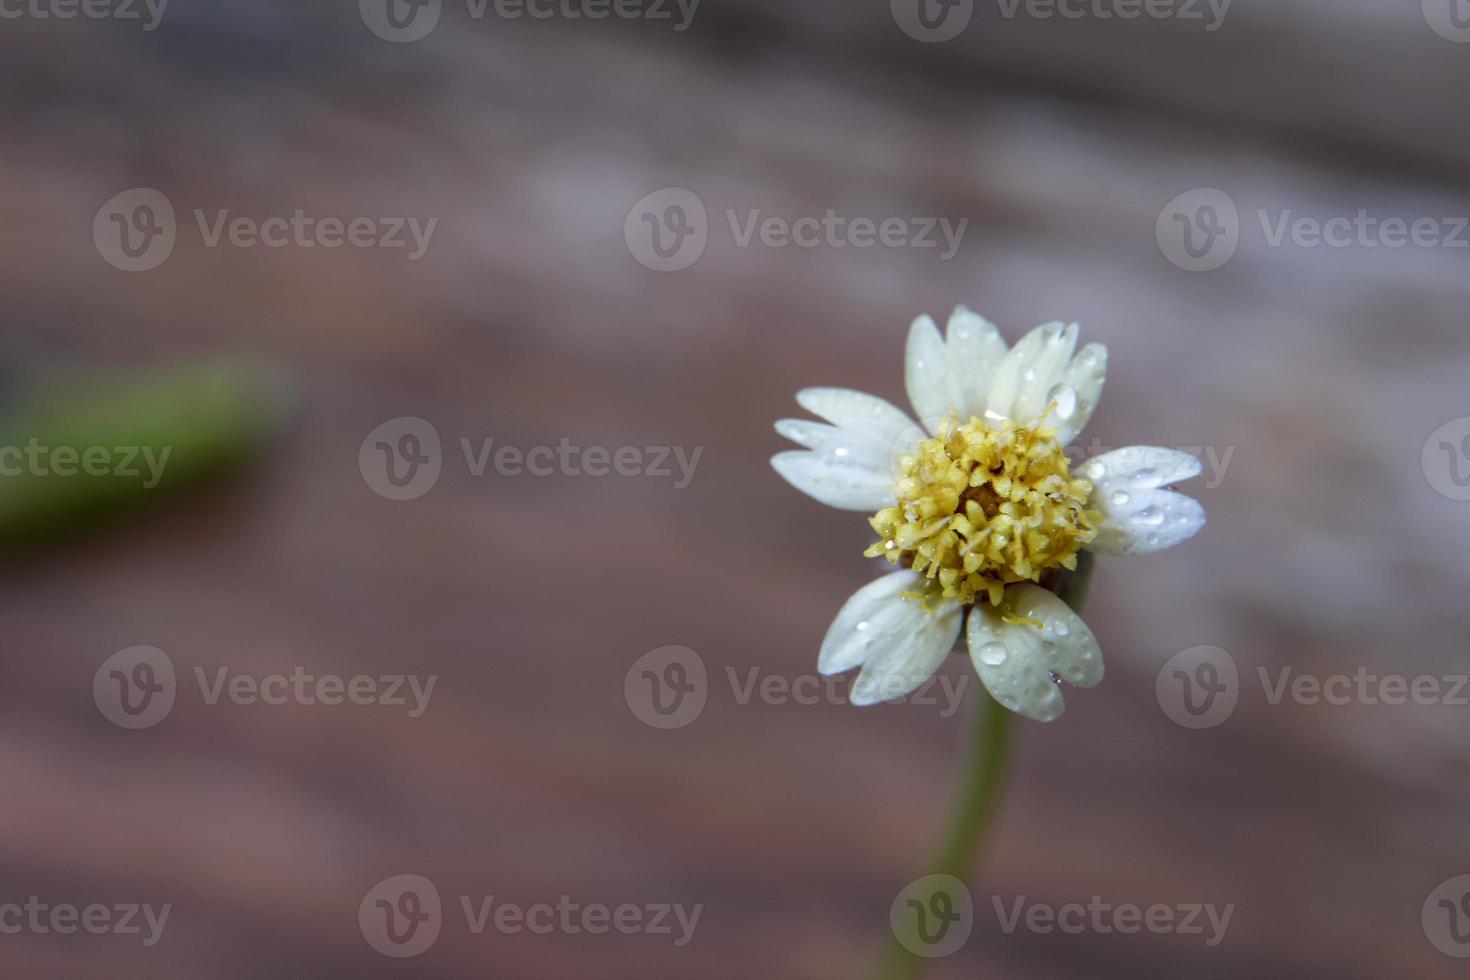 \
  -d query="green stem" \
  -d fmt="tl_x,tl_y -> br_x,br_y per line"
872,553 -> 1093,980
872,690 -> 1012,980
